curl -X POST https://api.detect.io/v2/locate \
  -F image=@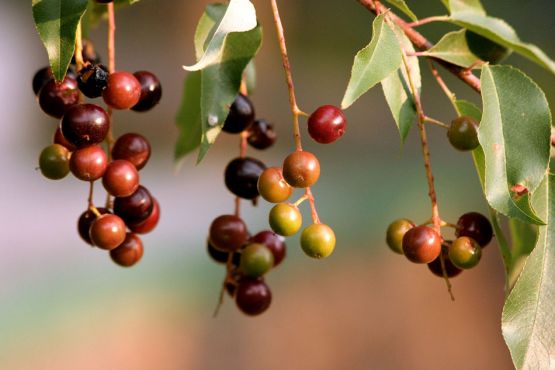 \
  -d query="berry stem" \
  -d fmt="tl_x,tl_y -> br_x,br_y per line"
104,3 -> 117,209
87,181 -> 95,208
294,194 -> 309,207
439,251 -> 455,301
306,188 -> 321,224
428,61 -> 461,116
423,116 -> 449,129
